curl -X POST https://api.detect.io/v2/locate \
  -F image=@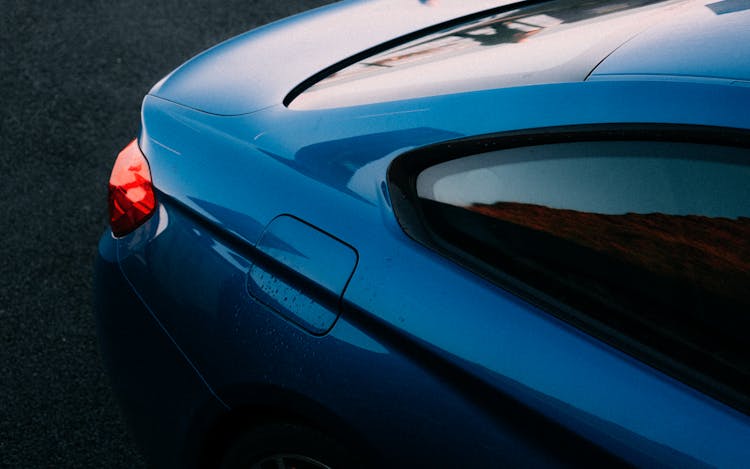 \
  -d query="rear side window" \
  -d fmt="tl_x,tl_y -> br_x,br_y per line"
392,132 -> 750,412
